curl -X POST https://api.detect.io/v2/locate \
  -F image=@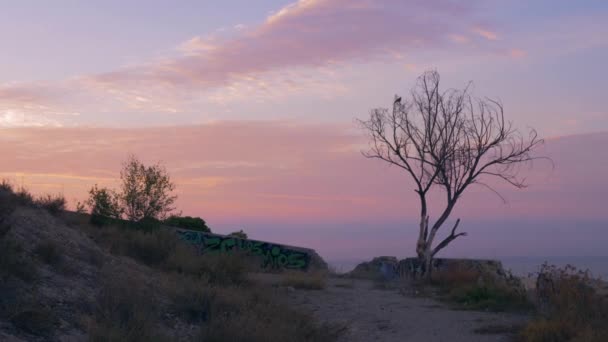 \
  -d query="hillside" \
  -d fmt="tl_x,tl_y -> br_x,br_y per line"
0,187 -> 339,341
